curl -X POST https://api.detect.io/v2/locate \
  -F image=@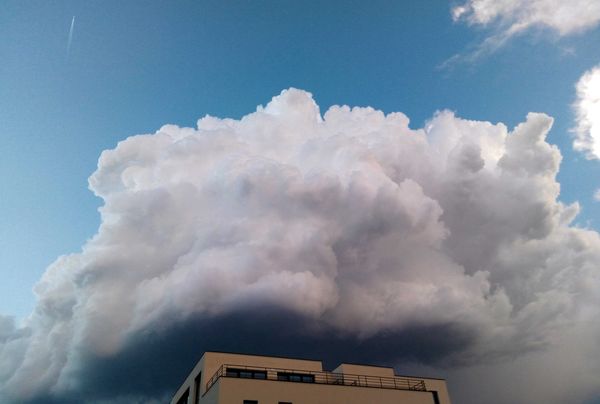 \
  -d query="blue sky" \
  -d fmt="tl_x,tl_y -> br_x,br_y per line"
2,0 -> 599,320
